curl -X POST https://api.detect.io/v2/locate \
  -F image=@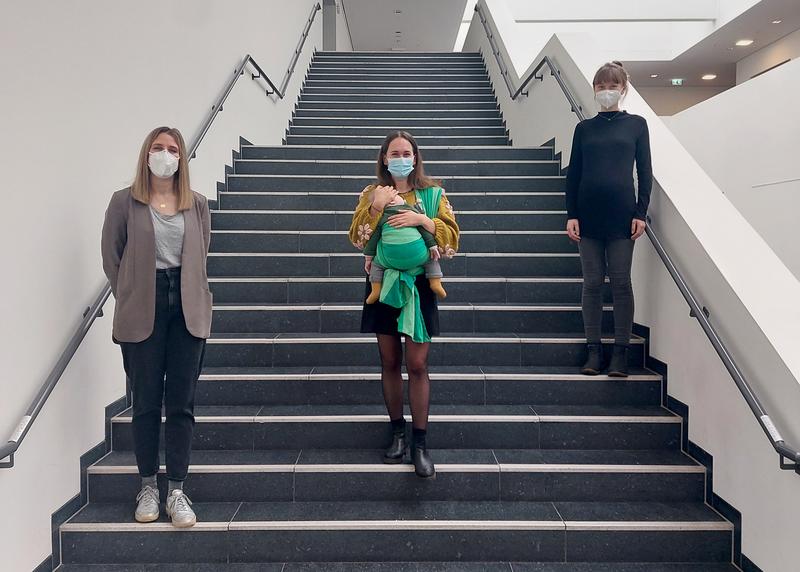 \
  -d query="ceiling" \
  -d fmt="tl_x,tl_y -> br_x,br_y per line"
625,0 -> 800,87
342,0 -> 468,51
